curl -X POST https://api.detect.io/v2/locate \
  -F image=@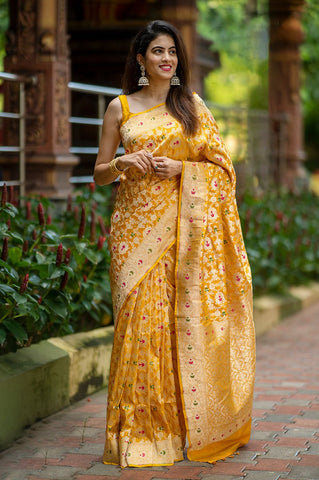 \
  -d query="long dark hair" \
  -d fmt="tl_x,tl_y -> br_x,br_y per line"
122,20 -> 199,136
